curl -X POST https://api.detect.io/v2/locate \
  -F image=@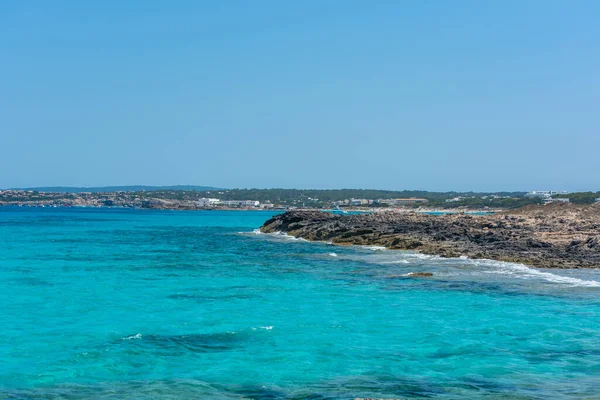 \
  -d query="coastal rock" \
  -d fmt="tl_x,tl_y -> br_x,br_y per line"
260,205 -> 600,268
